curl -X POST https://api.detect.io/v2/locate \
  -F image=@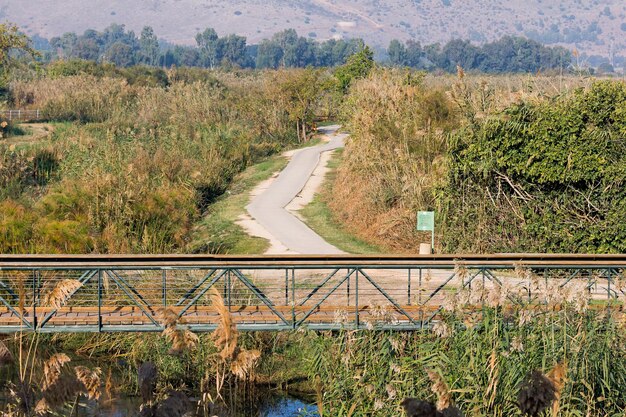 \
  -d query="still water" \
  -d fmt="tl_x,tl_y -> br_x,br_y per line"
98,395 -> 318,417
